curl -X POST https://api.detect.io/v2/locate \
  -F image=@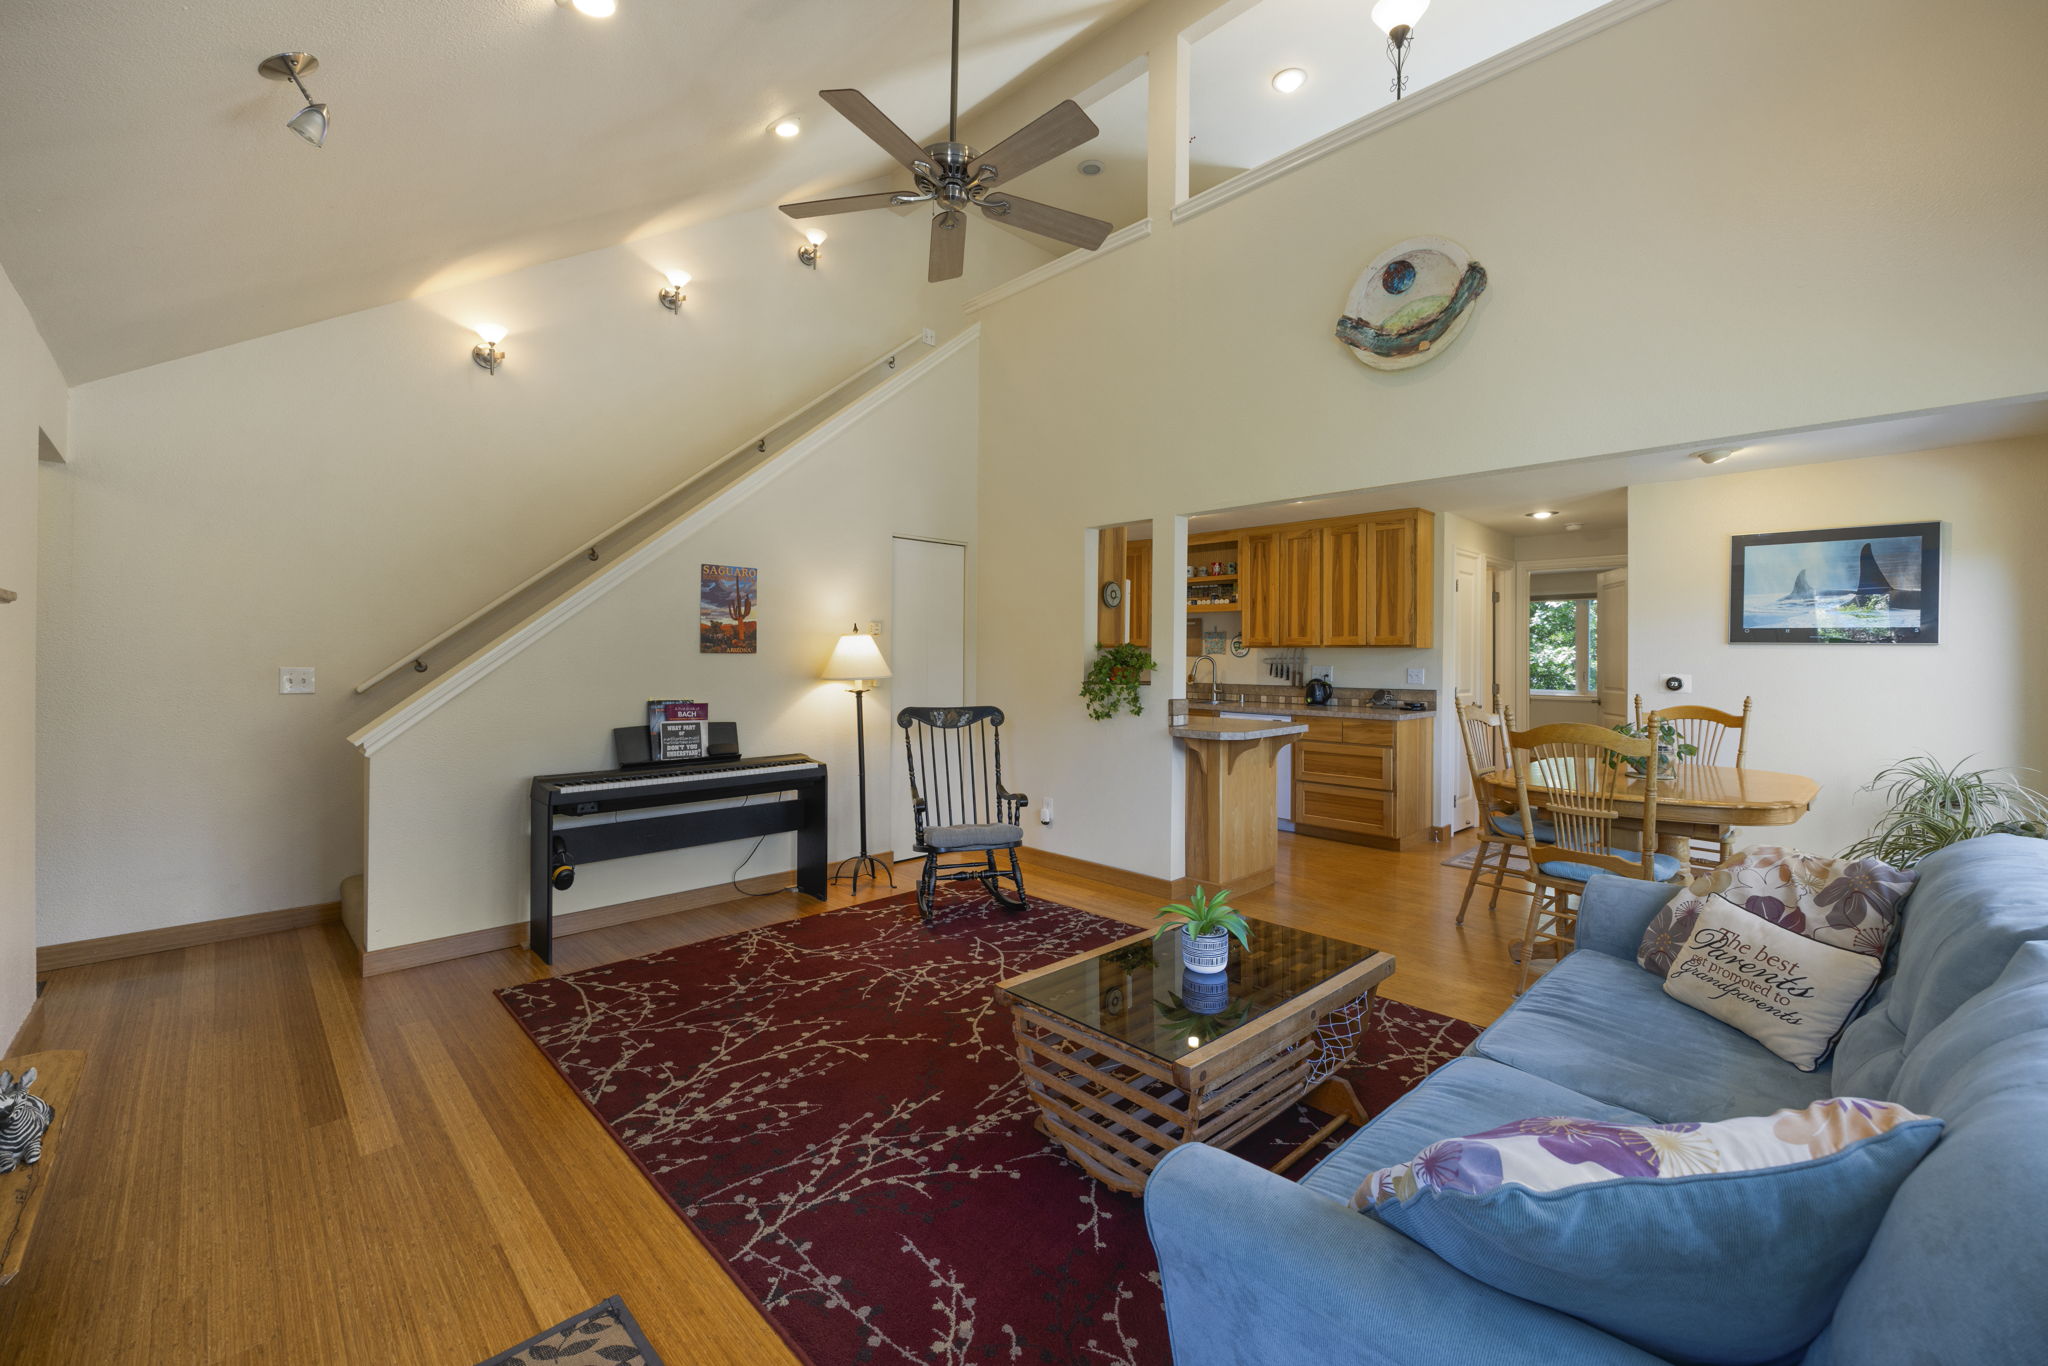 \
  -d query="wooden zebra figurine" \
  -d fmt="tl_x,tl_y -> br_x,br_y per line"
0,1068 -> 55,1174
